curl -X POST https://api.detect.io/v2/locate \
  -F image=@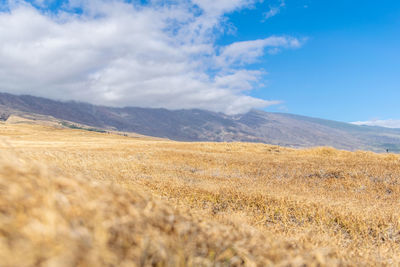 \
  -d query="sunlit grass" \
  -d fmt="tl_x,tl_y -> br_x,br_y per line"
0,122 -> 399,266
